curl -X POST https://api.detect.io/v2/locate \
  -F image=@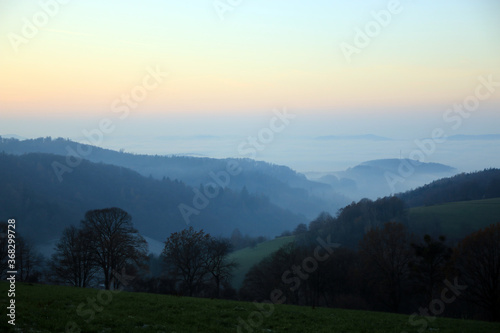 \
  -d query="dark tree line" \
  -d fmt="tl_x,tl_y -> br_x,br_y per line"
48,212 -> 238,299
307,196 -> 409,249
240,219 -> 500,322
453,223 -> 500,321
398,168 -> 500,207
